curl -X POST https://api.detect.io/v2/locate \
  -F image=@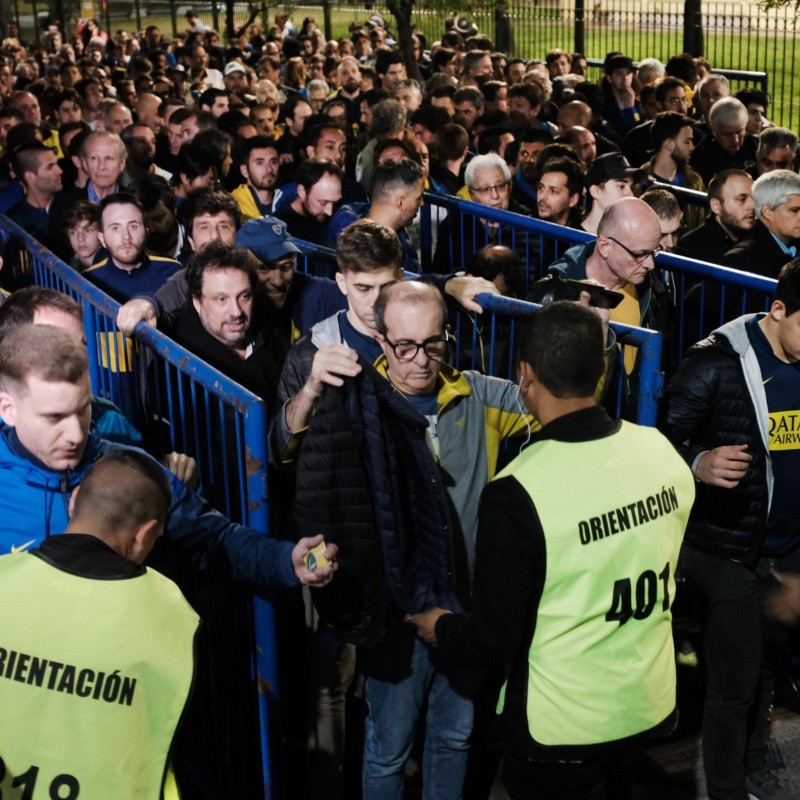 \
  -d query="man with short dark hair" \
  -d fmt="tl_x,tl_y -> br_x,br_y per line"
375,49 -> 407,91
85,193 -> 182,302
644,111 -> 703,191
461,49 -> 494,87
232,135 -> 280,219
538,155 -> 585,228
453,86 -> 485,131
429,123 -> 469,195
508,82 -> 554,134
331,158 -> 425,272
676,169 -> 755,264
275,157 -> 343,246
408,301 -> 693,800
7,142 -> 63,243
641,188 -> 684,252
277,96 -> 314,168
753,127 -> 798,177
622,76 -> 692,166
198,87 -> 230,119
